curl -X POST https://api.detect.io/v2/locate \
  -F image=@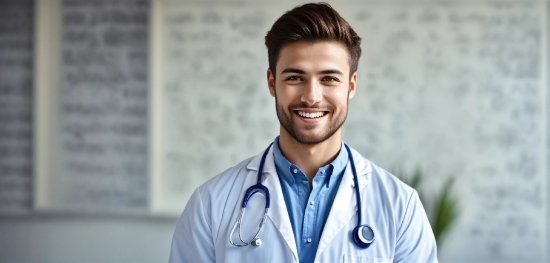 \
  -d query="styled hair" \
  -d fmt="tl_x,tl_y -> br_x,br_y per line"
264,2 -> 362,77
